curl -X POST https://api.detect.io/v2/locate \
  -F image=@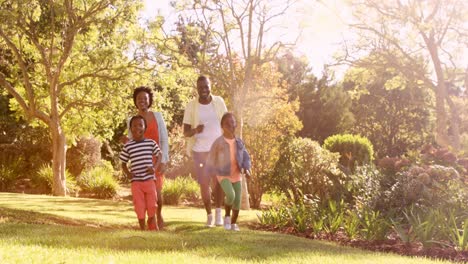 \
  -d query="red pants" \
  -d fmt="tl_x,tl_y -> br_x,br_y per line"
131,180 -> 157,220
